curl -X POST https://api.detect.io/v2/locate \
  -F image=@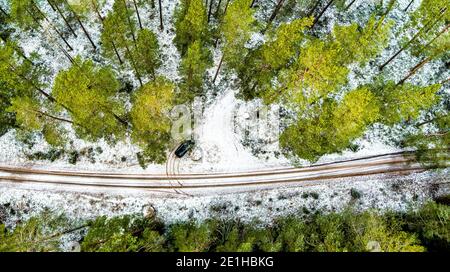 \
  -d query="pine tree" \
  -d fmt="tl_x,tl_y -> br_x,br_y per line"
398,27 -> 449,84
310,0 -> 335,29
402,113 -> 449,167
0,11 -> 30,62
404,0 -> 414,12
275,39 -> 350,108
158,0 -> 164,30
68,0 -> 105,21
9,0 -> 43,30
344,0 -> 358,11
332,87 -> 380,147
1,41 -> 71,145
379,0 -> 449,70
130,77 -> 174,164
0,42 -> 18,135
269,17 -> 391,107
174,0 -> 211,99
179,40 -> 212,102
174,0 -> 209,56
132,29 -> 161,80
238,17 -> 314,100
52,56 -> 126,143
213,0 -> 256,83
0,42 -> 51,100
8,96 -> 69,146
266,0 -> 286,28
46,0 -> 77,37
280,88 -> 380,162
332,15 -> 392,65
62,0 -> 98,50
101,0 -> 142,84
9,0 -> 73,51
373,81 -> 440,125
